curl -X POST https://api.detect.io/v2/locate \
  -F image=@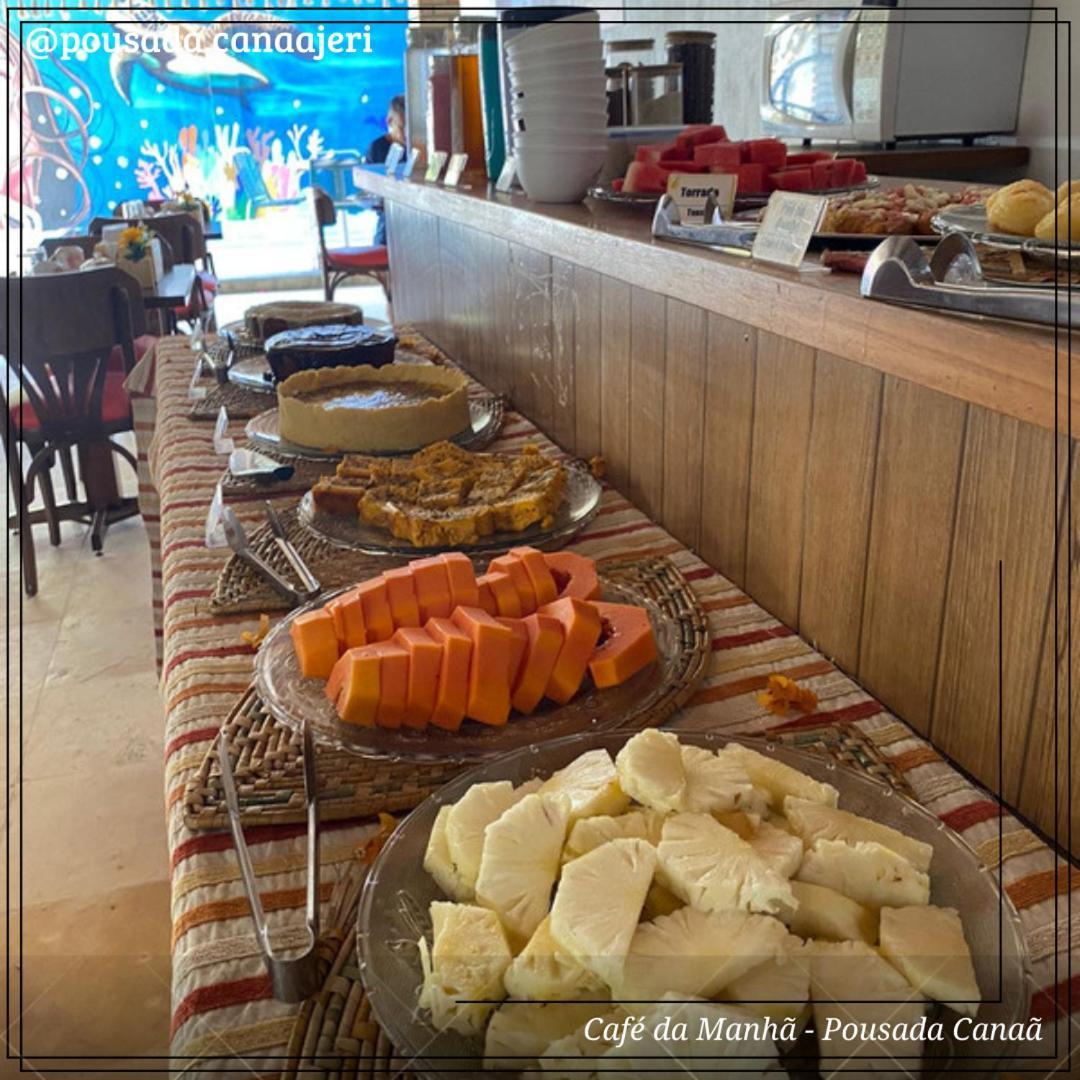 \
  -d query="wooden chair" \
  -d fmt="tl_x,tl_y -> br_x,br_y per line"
2,267 -> 147,594
311,186 -> 391,305
40,235 -> 98,260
